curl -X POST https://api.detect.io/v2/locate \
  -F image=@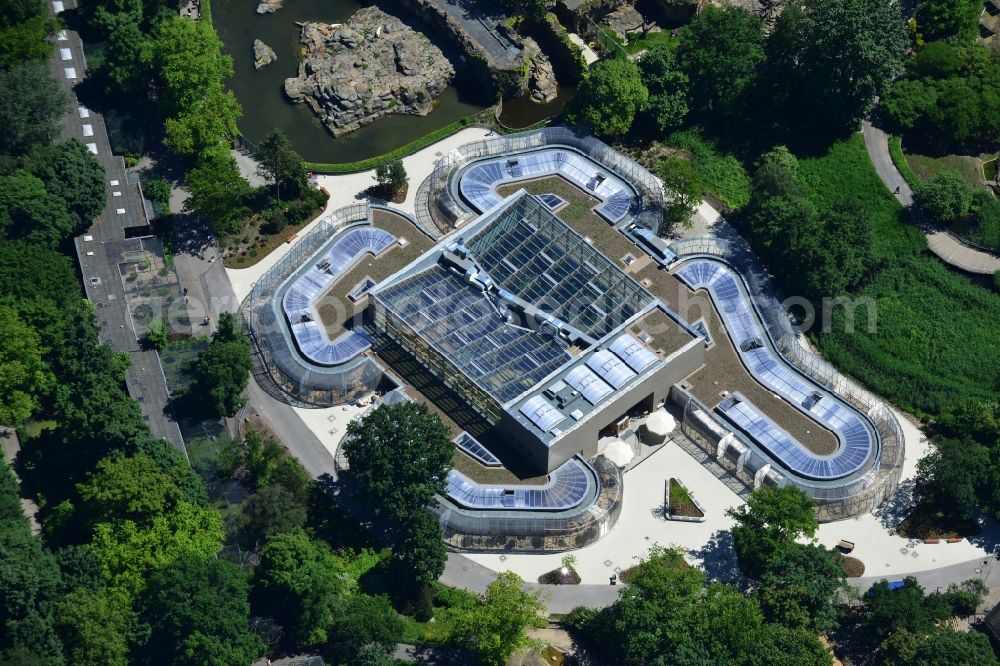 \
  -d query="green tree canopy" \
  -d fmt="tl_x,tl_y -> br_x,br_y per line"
374,158 -> 408,198
76,453 -> 182,527
656,156 -> 702,229
916,0 -> 982,42
190,313 -> 251,417
52,588 -> 130,666
0,170 -> 79,248
0,476 -> 65,664
637,45 -> 688,134
184,148 -> 252,236
676,5 -> 765,123
914,170 -> 973,224
568,58 -> 648,138
329,594 -> 404,662
90,500 -> 224,600
0,62 -> 67,157
137,555 -> 263,666
393,510 -> 446,588
757,543 -> 848,632
238,484 -> 307,548
449,571 -> 546,666
768,0 -> 906,135
24,140 -> 107,228
0,305 -> 50,426
728,486 -> 819,578
0,0 -> 55,68
254,529 -> 353,646
343,402 -> 453,522
257,129 -> 307,199
914,436 -> 990,519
